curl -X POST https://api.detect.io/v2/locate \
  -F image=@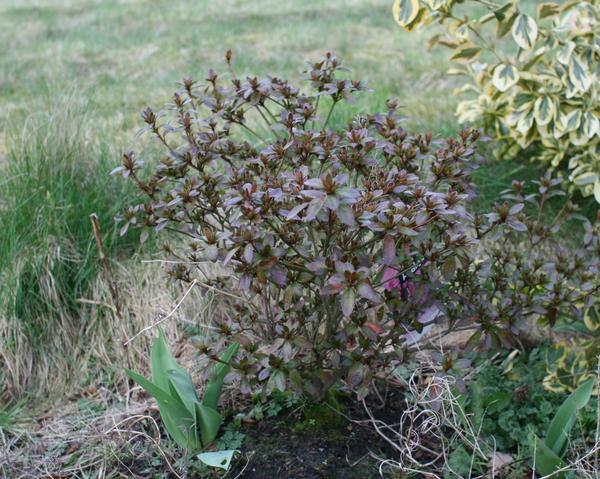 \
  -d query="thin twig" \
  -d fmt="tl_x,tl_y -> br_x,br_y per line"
124,279 -> 198,345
